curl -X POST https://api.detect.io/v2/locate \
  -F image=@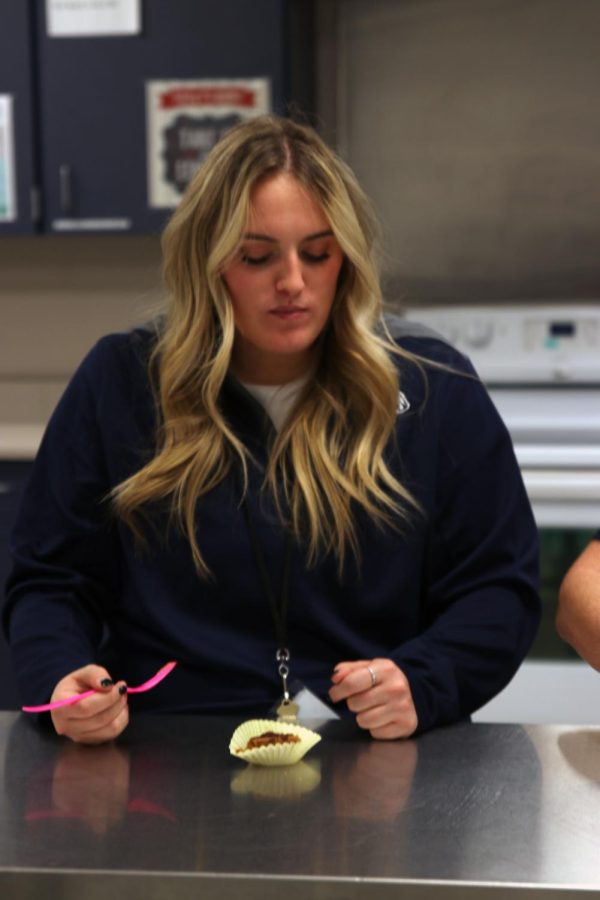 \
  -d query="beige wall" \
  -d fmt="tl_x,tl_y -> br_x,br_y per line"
0,235 -> 163,431
335,0 -> 600,303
